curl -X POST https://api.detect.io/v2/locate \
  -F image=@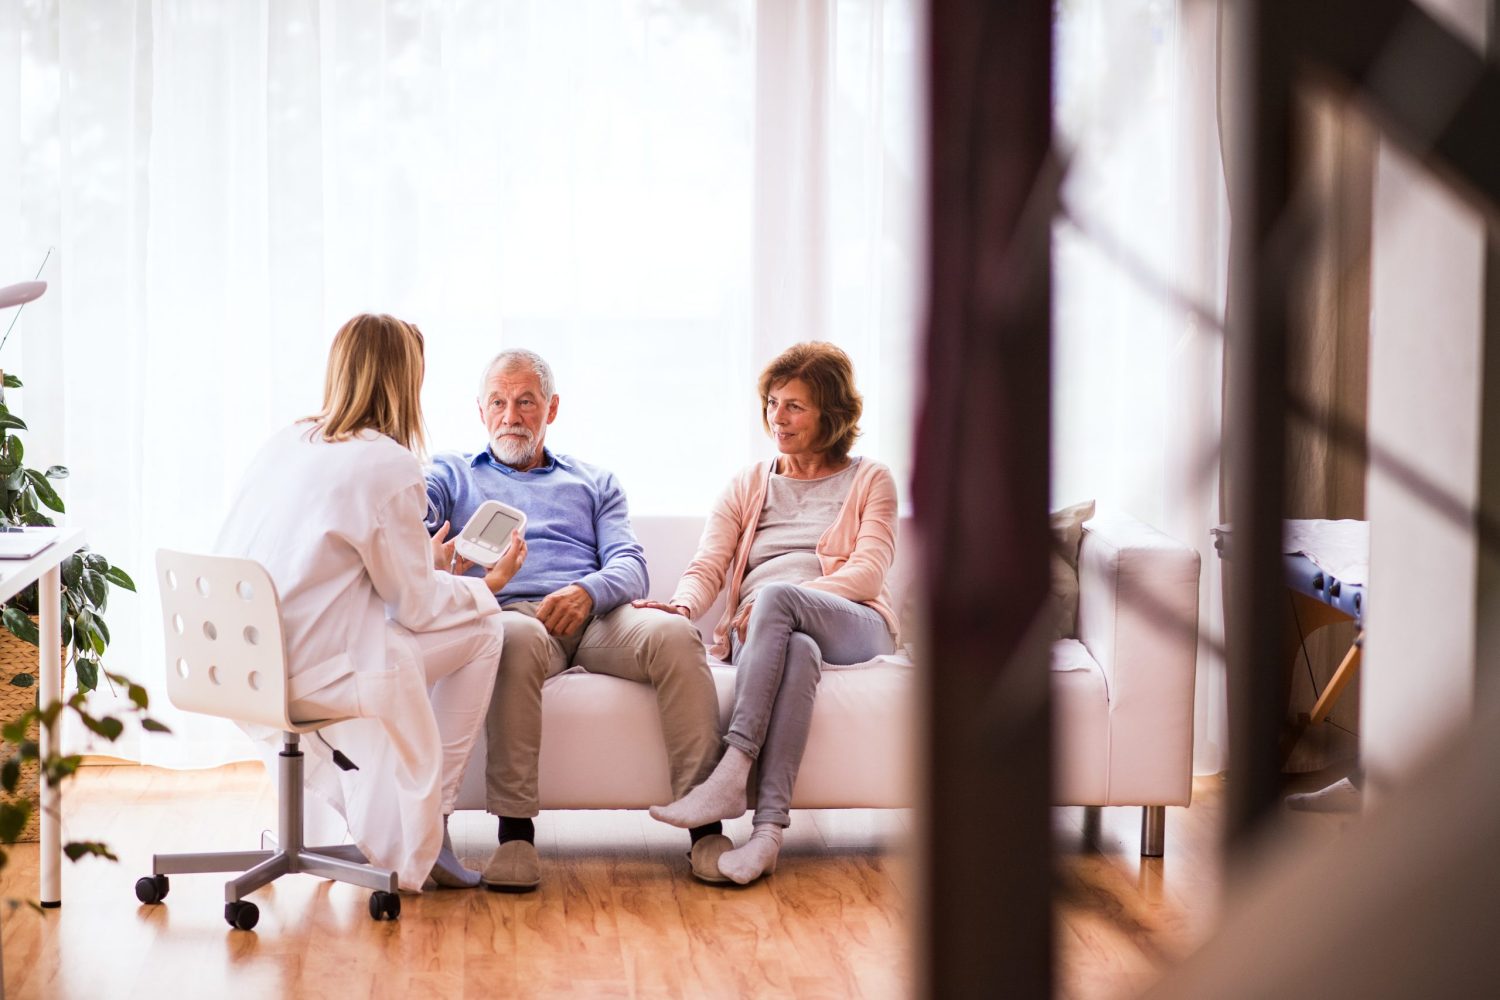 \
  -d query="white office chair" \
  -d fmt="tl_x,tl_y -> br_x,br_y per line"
135,550 -> 401,930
